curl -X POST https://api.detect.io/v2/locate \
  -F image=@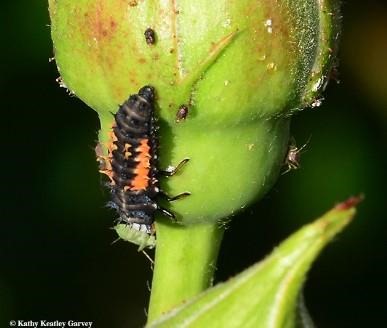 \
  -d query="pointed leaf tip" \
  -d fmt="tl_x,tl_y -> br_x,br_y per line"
334,194 -> 364,210
147,197 -> 360,328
